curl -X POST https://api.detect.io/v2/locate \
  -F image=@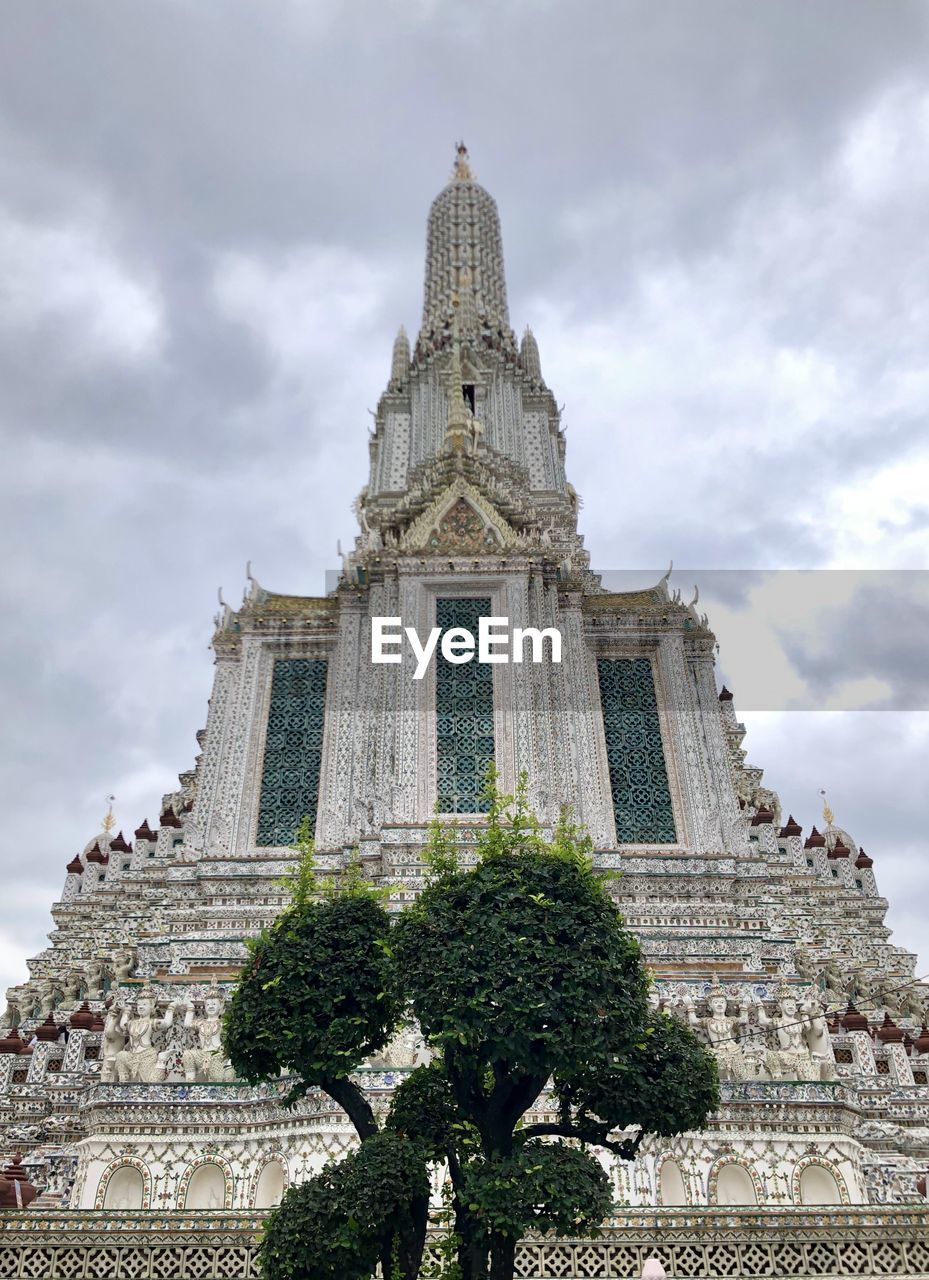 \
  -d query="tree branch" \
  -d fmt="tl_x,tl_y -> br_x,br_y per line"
519,1119 -> 645,1158
499,1071 -> 548,1134
321,1074 -> 379,1141
446,1046 -> 490,1139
